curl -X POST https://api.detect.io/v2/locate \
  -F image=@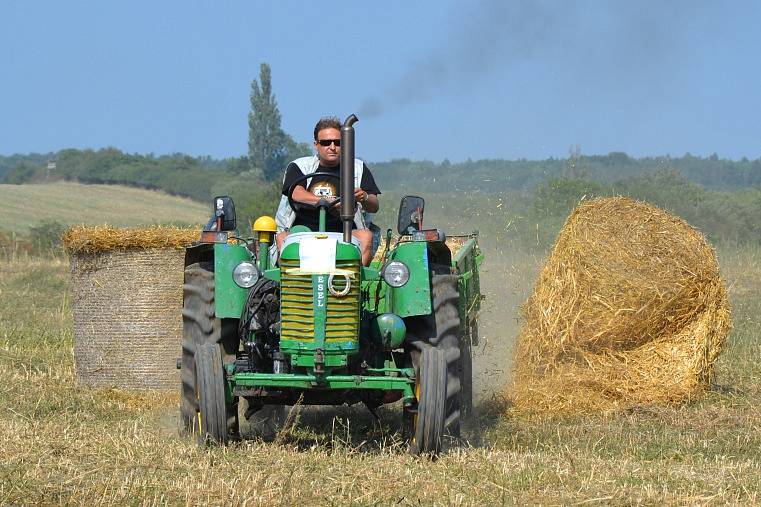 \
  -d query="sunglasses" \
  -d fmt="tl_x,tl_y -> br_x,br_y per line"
317,139 -> 341,147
